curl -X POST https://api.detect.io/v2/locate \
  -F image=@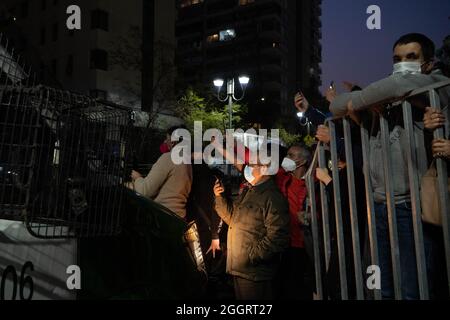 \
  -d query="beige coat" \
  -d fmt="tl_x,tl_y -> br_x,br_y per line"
132,152 -> 192,219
